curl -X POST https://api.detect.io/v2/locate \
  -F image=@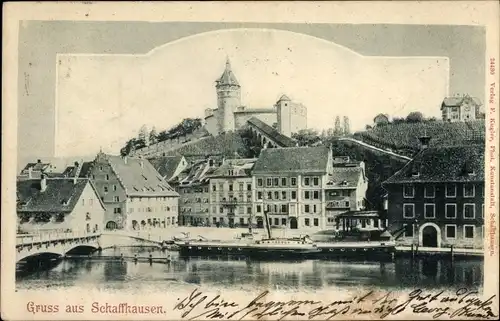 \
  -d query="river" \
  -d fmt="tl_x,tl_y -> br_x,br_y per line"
16,247 -> 483,293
